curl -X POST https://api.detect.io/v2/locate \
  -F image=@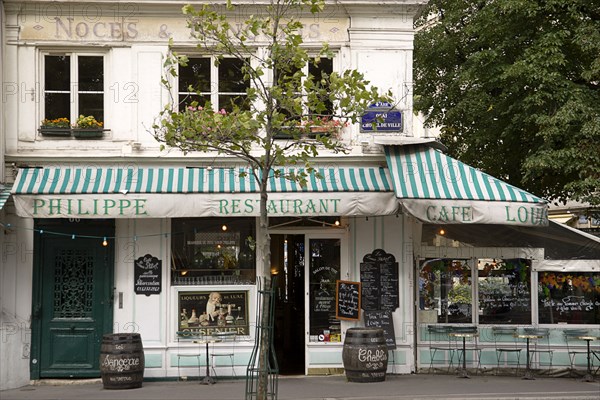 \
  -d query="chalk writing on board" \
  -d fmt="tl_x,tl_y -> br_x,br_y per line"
336,280 -> 361,320
364,310 -> 396,349
360,249 -> 399,311
134,254 -> 162,295
541,297 -> 600,314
